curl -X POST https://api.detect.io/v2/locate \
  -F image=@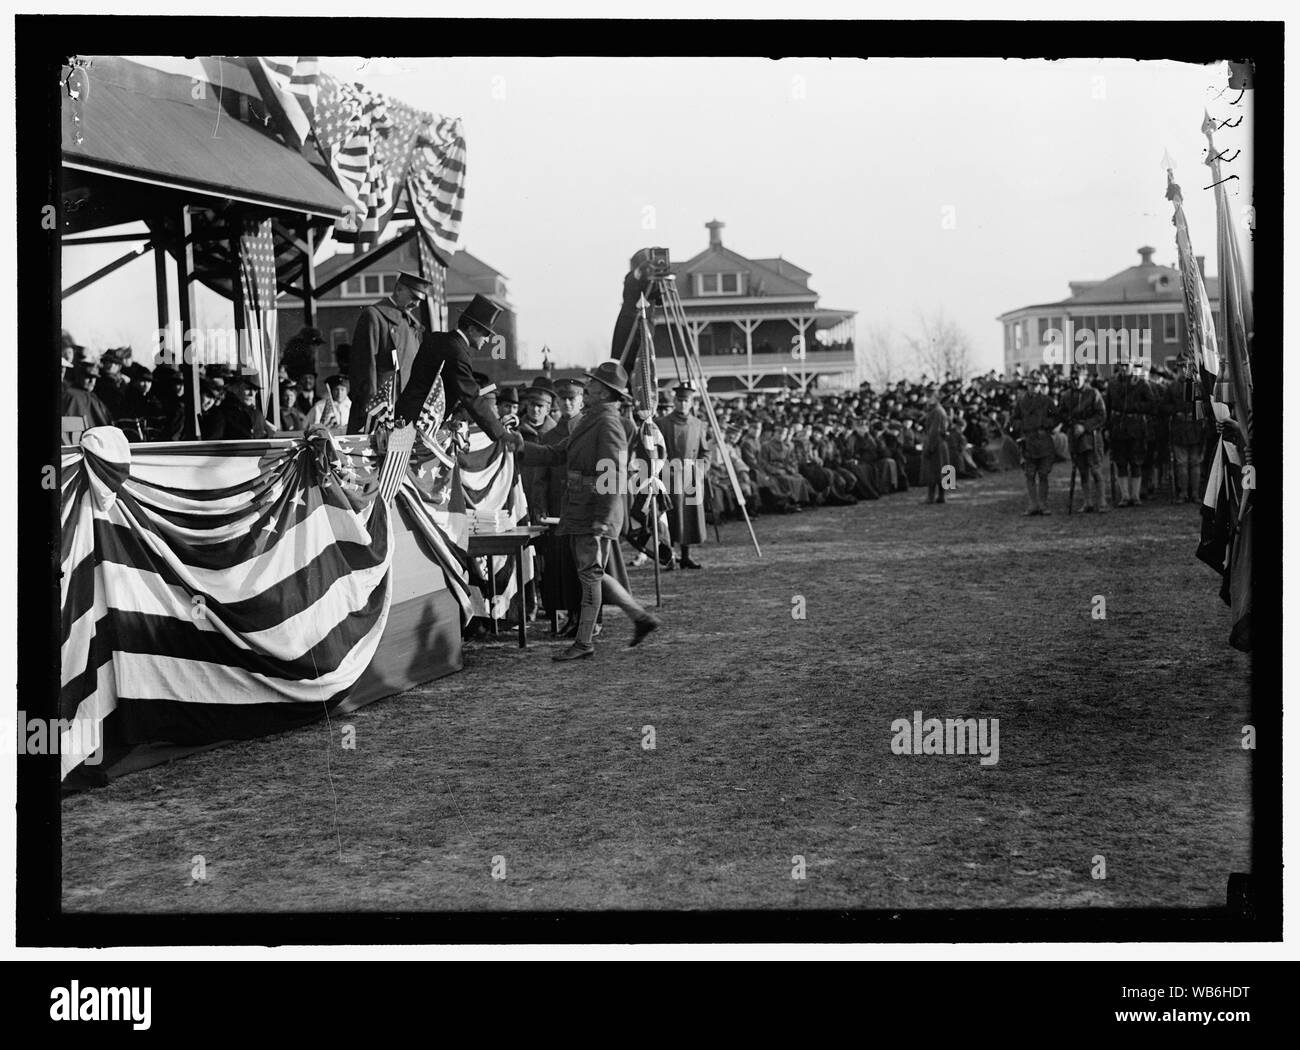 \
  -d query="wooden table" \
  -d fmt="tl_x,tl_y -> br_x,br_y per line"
467,524 -> 551,648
